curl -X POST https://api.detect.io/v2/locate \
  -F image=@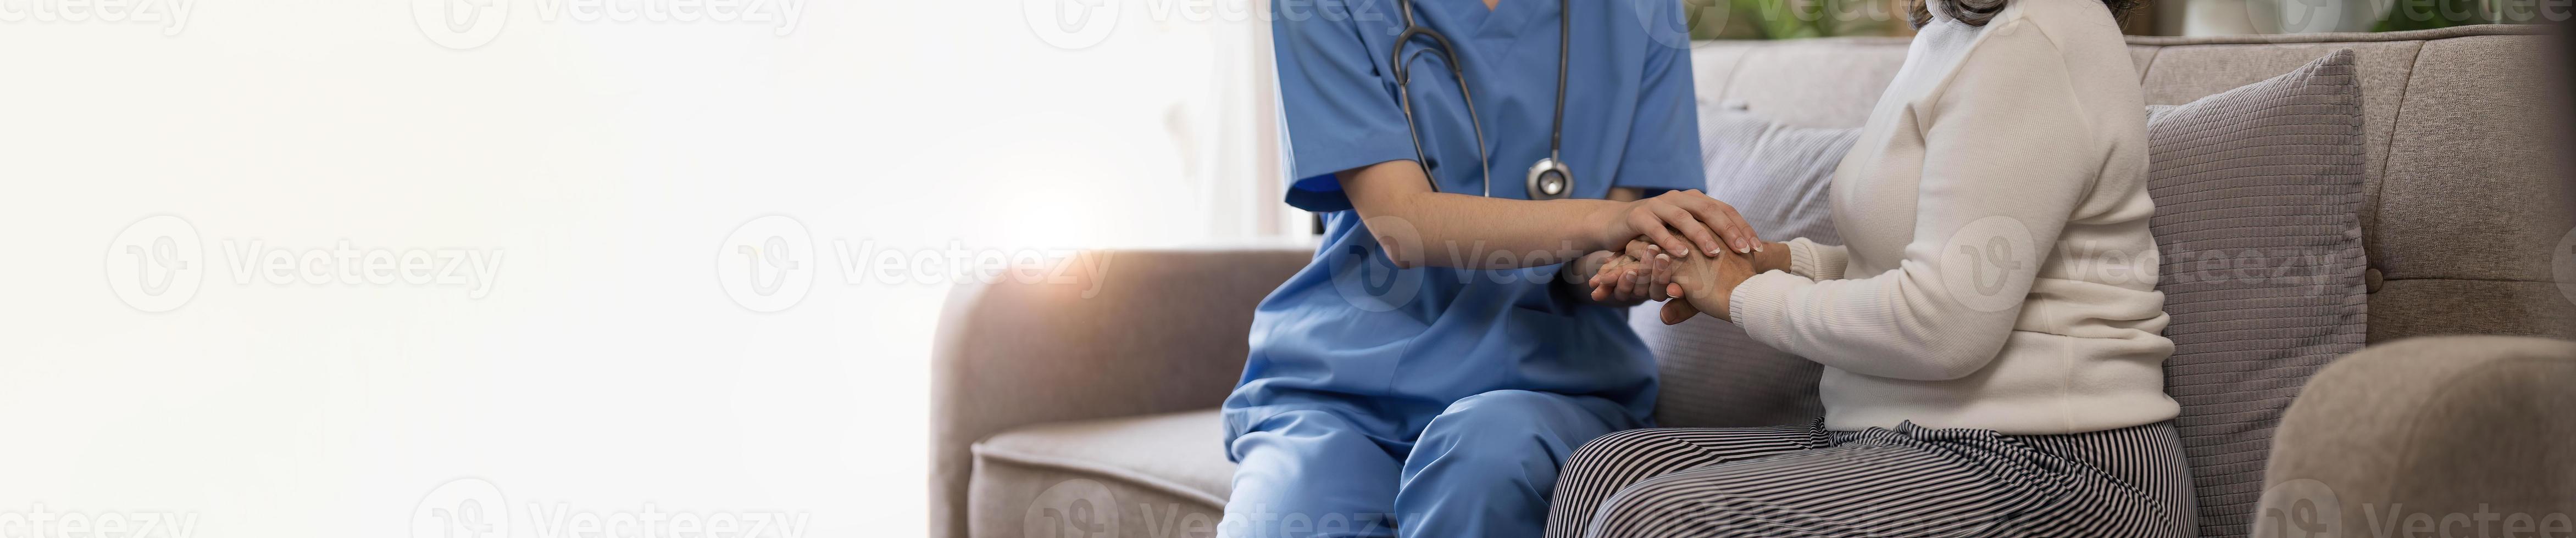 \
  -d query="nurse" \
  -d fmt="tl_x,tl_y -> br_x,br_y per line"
1220,0 -> 1756,536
